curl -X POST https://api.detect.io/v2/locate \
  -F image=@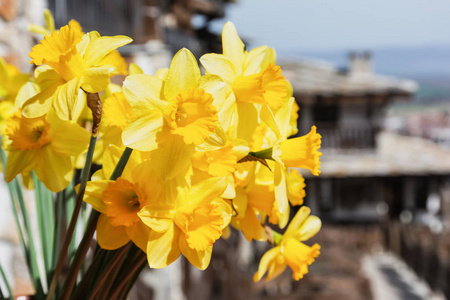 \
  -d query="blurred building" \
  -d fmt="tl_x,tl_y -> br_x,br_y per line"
283,53 -> 450,299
